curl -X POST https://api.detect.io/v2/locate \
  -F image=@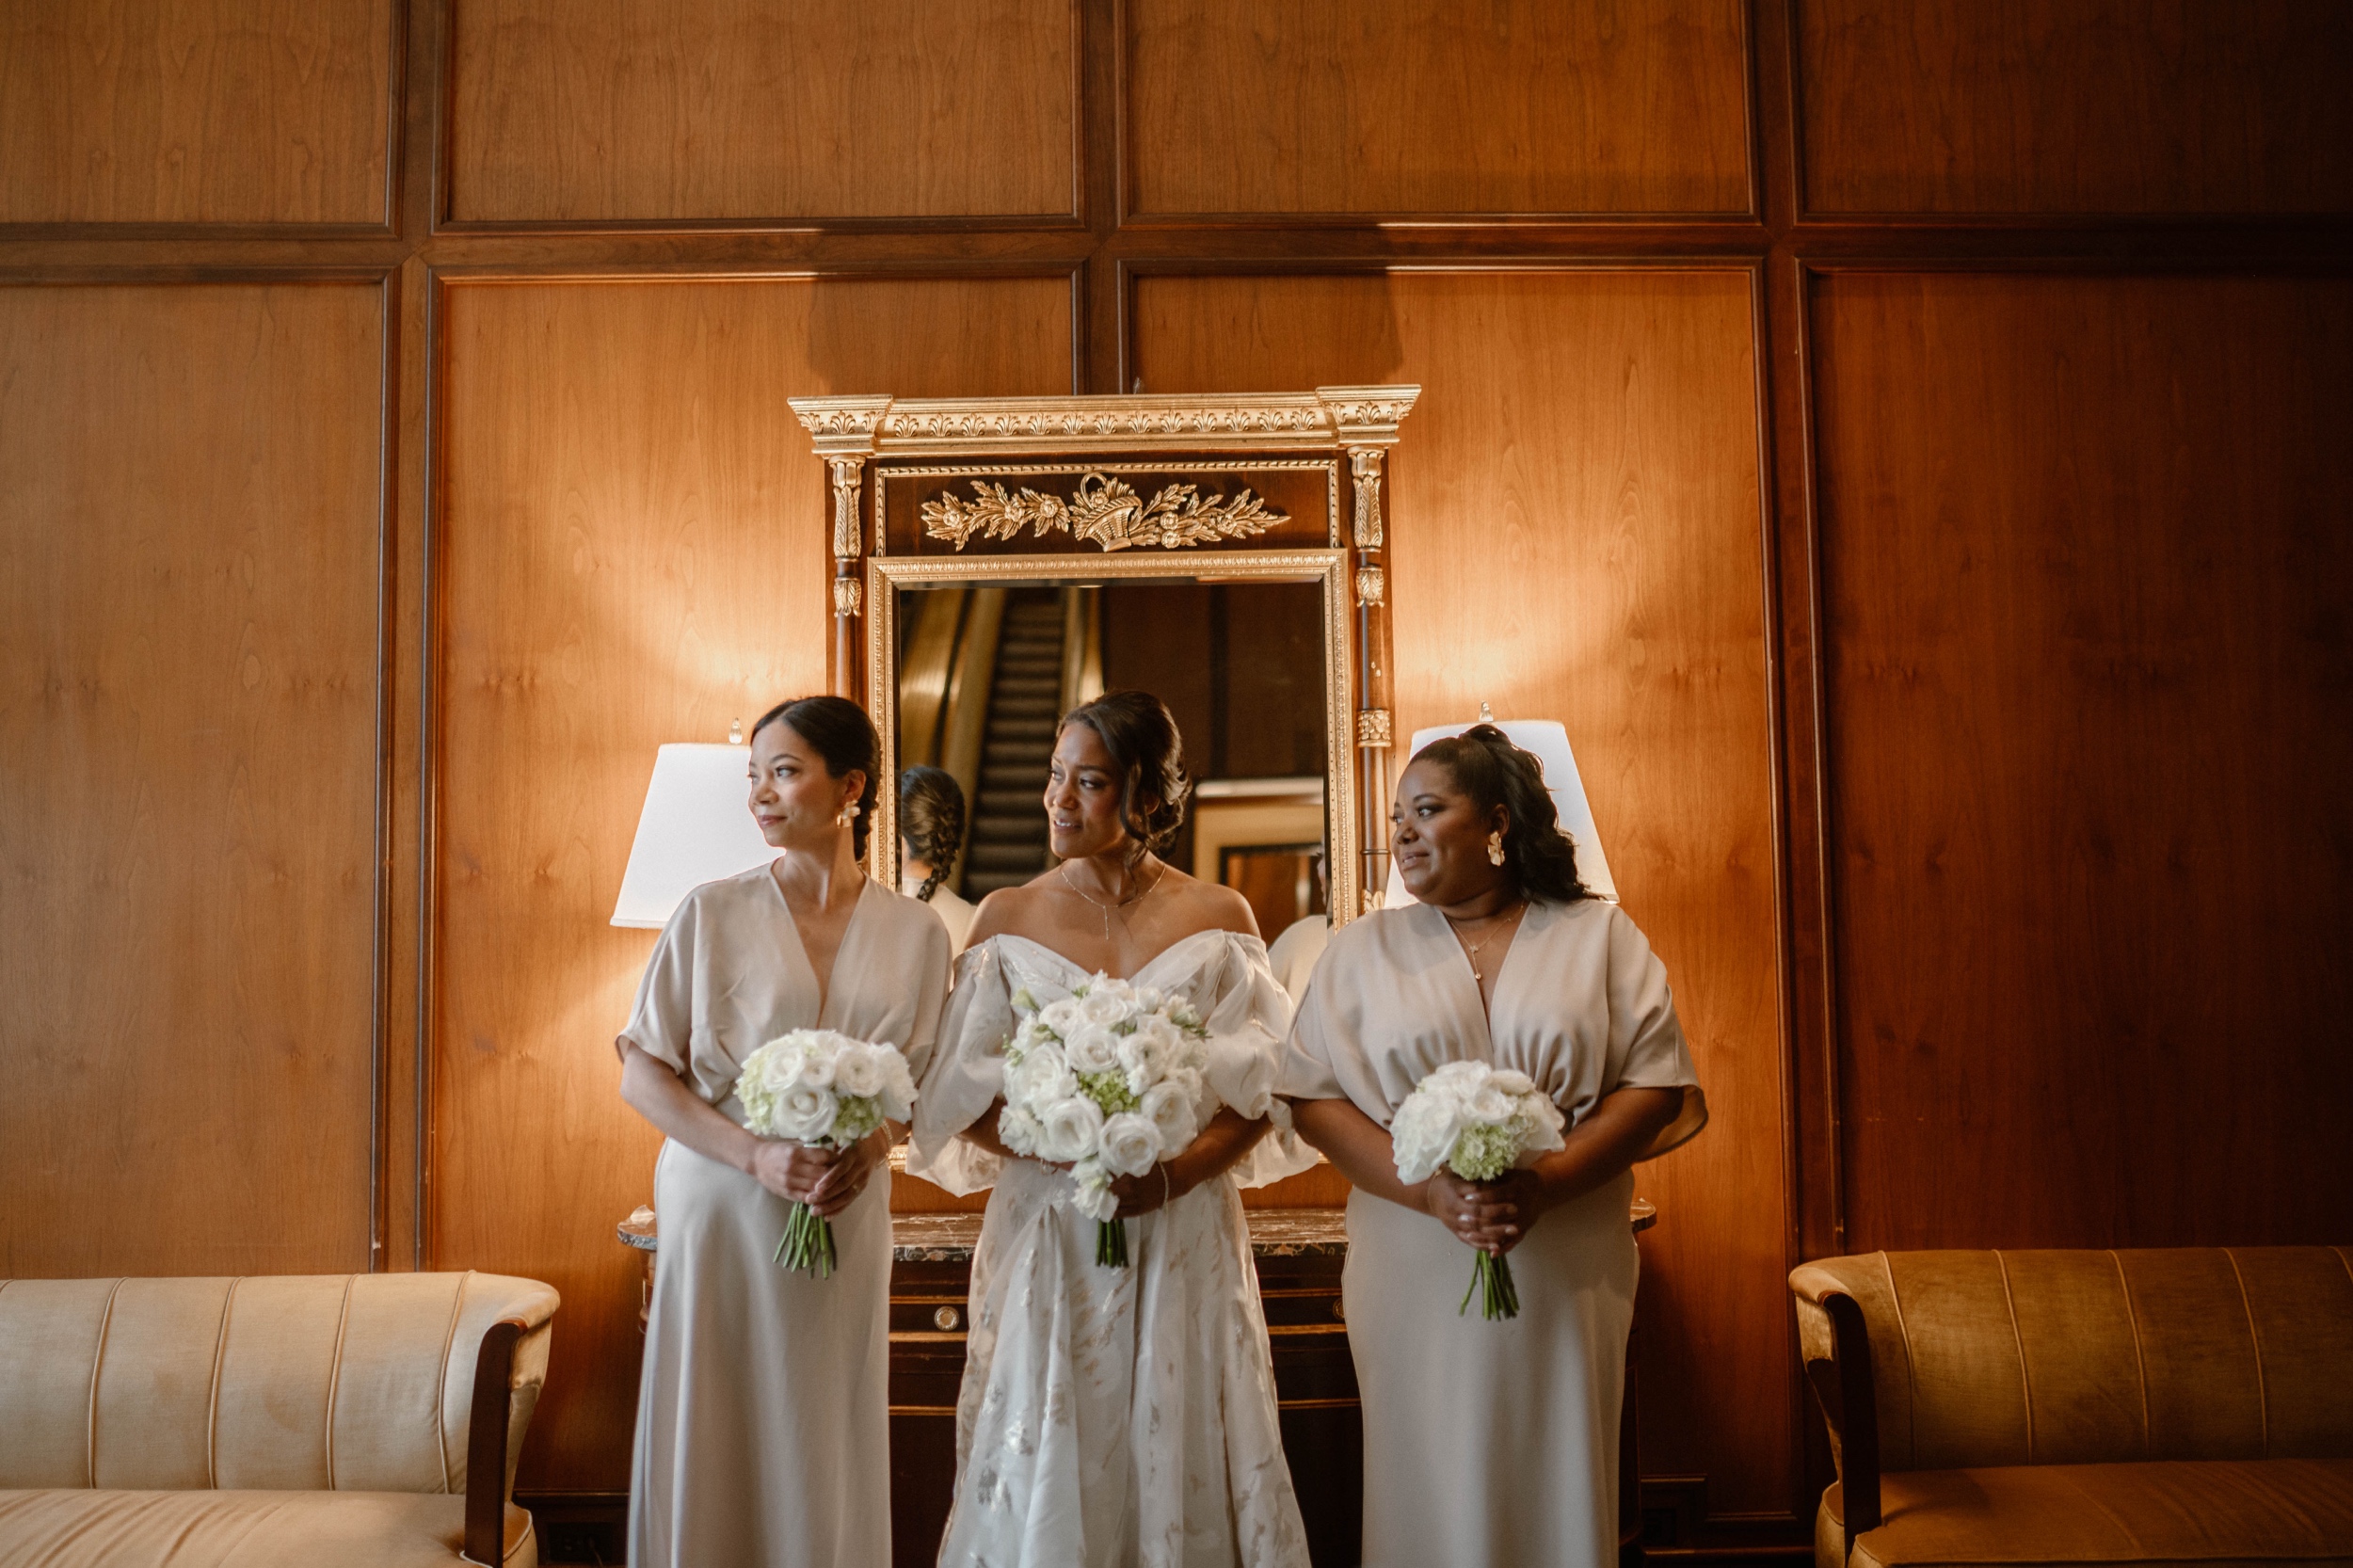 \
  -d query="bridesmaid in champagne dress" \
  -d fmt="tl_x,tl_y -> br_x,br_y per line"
912,691 -> 1318,1568
616,696 -> 949,1568
1282,726 -> 1705,1568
